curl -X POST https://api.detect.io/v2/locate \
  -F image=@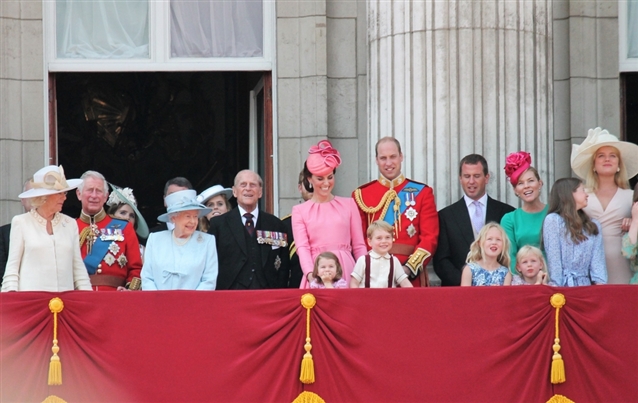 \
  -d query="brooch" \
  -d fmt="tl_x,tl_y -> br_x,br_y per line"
407,224 -> 417,238
274,256 -> 282,270
108,242 -> 120,255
